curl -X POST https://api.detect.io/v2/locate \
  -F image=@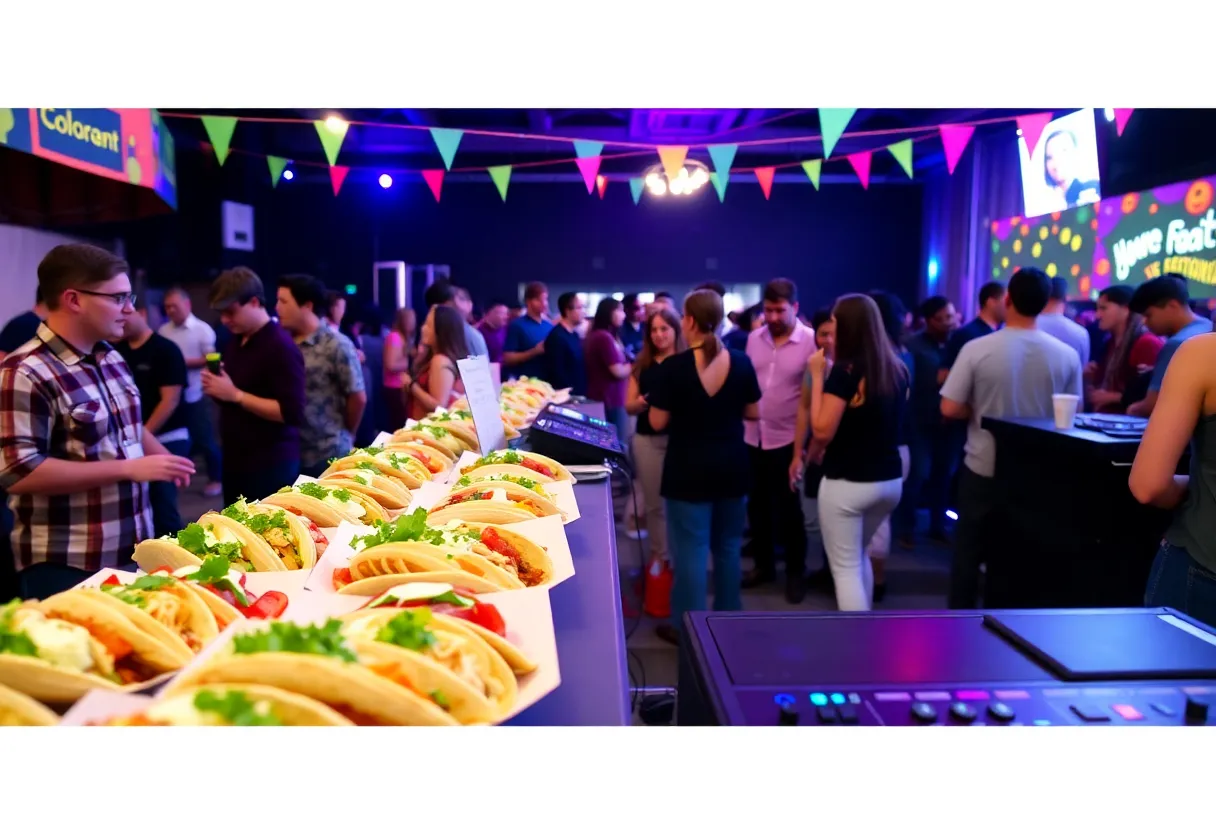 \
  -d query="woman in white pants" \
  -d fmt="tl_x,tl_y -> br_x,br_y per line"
808,294 -> 910,612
